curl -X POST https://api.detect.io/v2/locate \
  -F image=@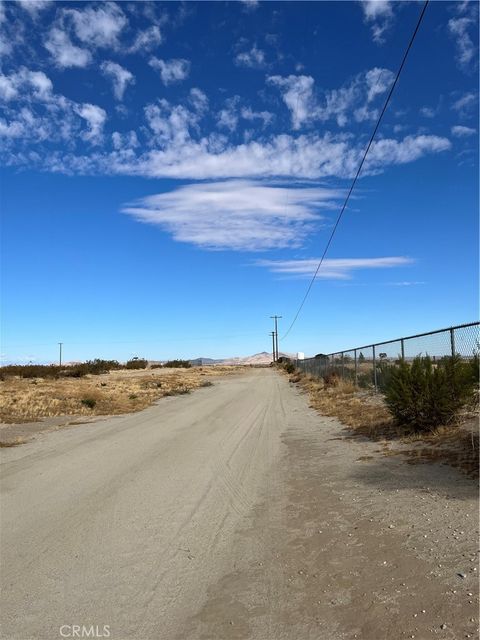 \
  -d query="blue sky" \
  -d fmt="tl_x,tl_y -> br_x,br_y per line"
0,0 -> 478,363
